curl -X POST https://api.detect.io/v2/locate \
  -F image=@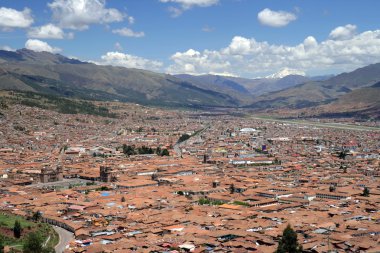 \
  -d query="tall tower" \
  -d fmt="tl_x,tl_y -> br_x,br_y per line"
40,167 -> 49,183
100,166 -> 112,182
56,164 -> 63,181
